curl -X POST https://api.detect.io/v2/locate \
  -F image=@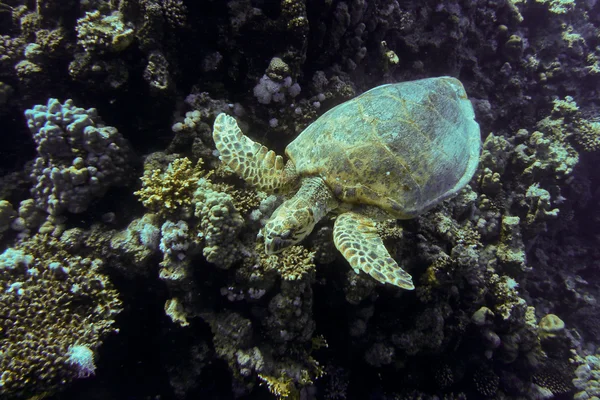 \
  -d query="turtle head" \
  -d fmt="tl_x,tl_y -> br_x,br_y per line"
263,202 -> 316,254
